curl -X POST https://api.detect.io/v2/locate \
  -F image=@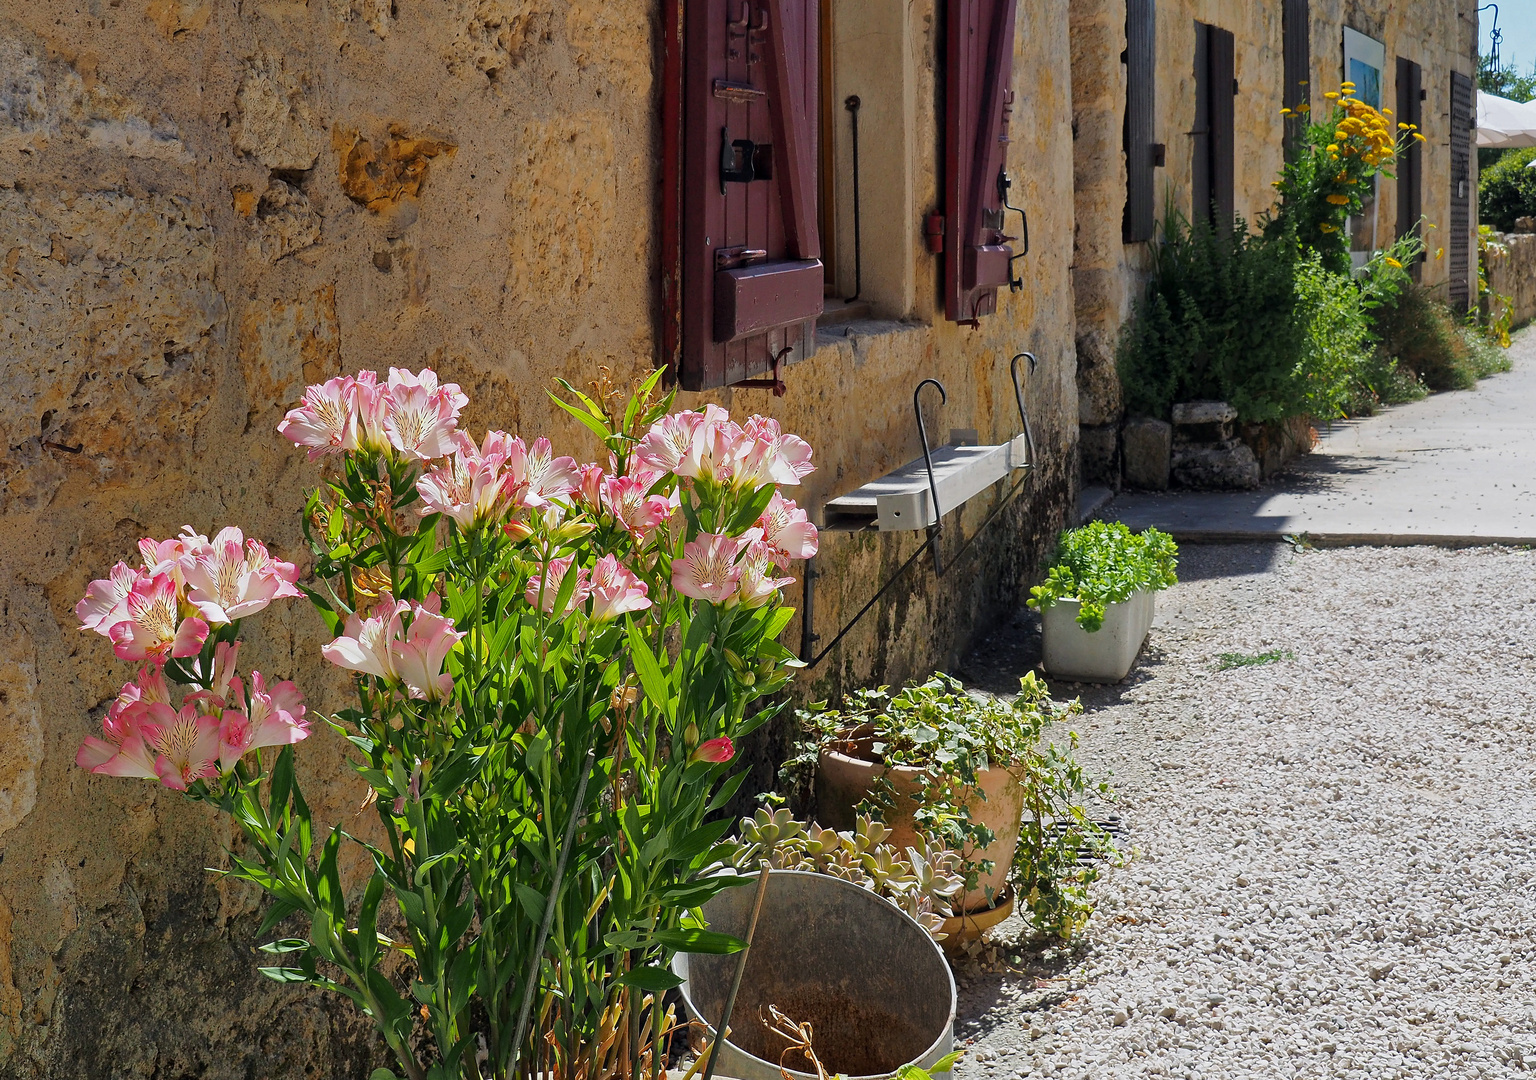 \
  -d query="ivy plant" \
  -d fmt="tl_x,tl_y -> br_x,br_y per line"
1028,522 -> 1179,632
